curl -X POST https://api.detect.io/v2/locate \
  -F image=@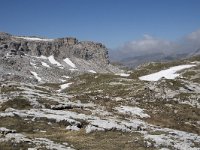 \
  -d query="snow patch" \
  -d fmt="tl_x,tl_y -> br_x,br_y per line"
63,58 -> 76,68
59,79 -> 66,82
30,62 -> 38,68
30,71 -> 42,82
41,62 -> 50,68
139,65 -> 196,81
62,76 -> 71,79
59,83 -> 73,91
69,68 -> 78,71
88,70 -> 96,73
15,36 -> 54,42
39,55 -> 48,59
115,73 -> 130,77
48,55 -> 62,67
